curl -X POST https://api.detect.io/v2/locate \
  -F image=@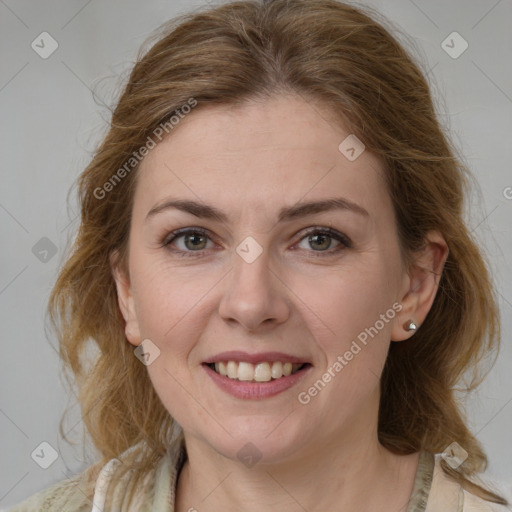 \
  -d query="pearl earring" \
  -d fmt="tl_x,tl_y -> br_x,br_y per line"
404,320 -> 417,331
